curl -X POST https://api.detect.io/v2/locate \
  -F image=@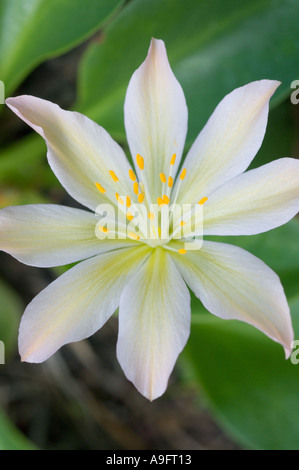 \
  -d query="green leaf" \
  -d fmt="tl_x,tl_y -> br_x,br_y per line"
185,217 -> 299,449
207,218 -> 299,299
0,132 -> 62,195
0,278 -> 22,357
0,133 -> 45,184
0,0 -> 124,95
77,0 -> 299,143
0,407 -> 36,450
251,99 -> 295,169
235,221 -> 299,273
184,296 -> 299,449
